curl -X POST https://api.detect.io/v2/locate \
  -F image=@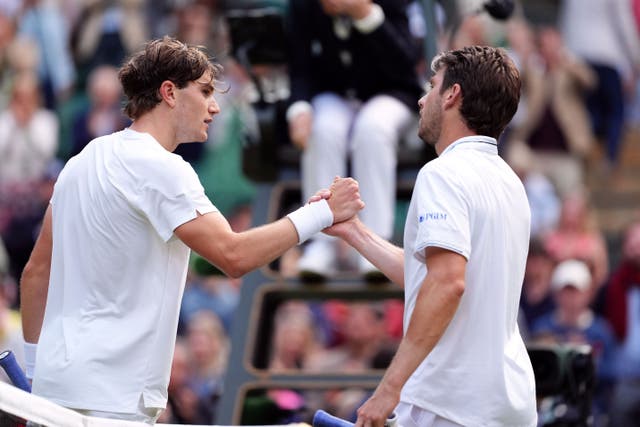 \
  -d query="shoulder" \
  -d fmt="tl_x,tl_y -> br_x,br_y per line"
417,156 -> 466,191
134,148 -> 200,192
